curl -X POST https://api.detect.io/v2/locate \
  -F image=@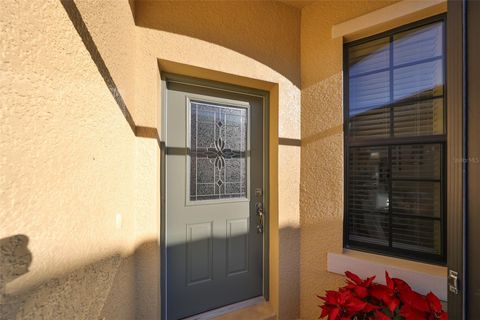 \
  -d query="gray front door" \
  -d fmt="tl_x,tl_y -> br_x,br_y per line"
165,81 -> 264,320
